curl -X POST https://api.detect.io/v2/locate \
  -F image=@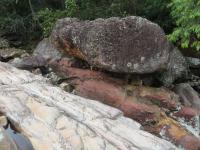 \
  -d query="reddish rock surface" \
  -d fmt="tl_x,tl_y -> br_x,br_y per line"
49,58 -> 200,149
50,59 -> 161,122
177,135 -> 200,150
153,113 -> 200,150
174,106 -> 200,120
